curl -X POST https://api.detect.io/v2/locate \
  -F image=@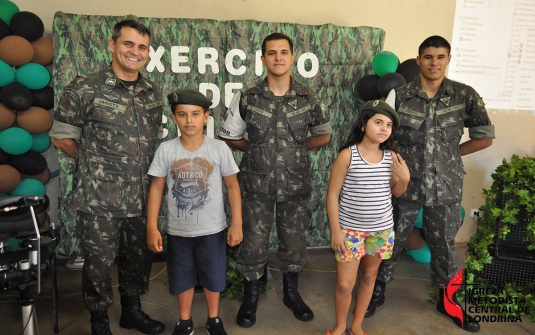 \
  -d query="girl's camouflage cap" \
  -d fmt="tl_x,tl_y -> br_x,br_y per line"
363,99 -> 400,129
167,89 -> 212,109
